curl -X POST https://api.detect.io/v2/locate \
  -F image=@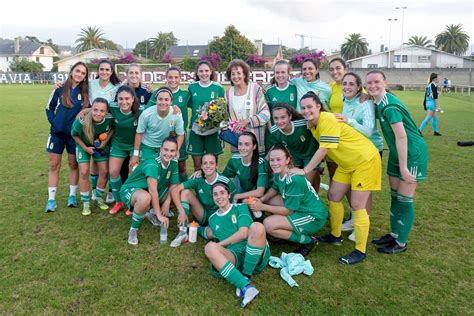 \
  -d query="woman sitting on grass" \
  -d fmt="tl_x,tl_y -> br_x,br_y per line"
204,181 -> 270,308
